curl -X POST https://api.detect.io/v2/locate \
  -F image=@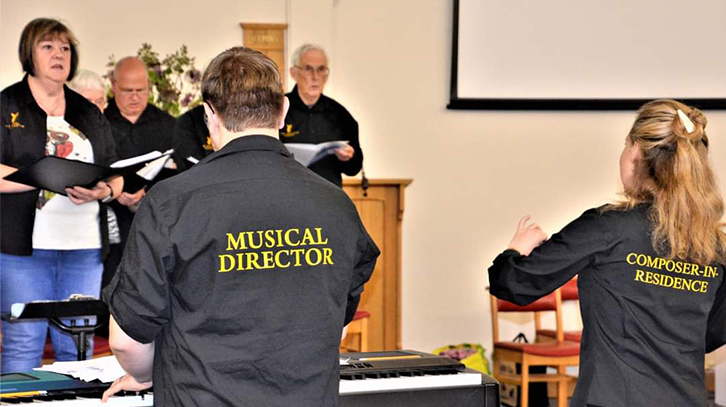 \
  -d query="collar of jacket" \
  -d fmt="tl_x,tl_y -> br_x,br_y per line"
198,134 -> 293,166
14,74 -> 93,124
288,85 -> 331,112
